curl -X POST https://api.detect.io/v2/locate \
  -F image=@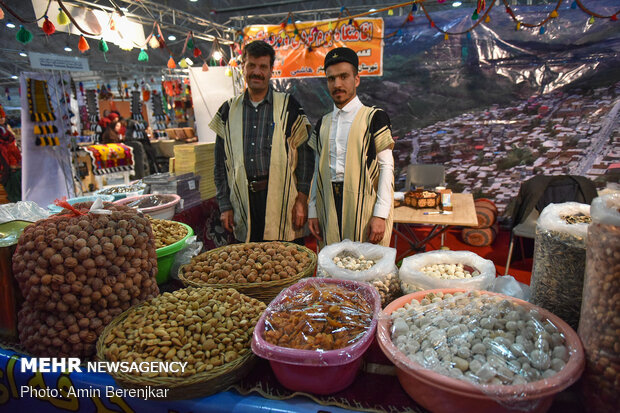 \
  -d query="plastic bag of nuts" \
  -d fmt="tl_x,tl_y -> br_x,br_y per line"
399,250 -> 496,293
579,194 -> 620,413
317,240 -> 400,307
531,202 -> 590,330
387,291 -> 576,386
13,202 -> 159,358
